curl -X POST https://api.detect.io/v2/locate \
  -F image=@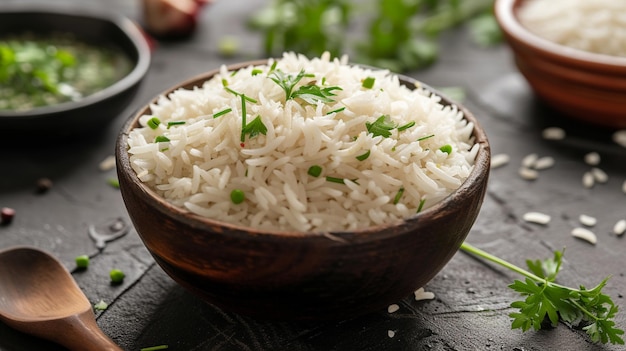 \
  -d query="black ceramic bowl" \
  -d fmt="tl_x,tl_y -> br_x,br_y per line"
116,60 -> 491,321
0,7 -> 151,137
